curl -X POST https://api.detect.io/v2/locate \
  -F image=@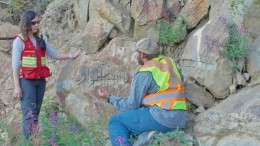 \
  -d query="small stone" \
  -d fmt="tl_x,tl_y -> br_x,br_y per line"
195,105 -> 205,113
229,84 -> 237,94
243,73 -> 250,81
